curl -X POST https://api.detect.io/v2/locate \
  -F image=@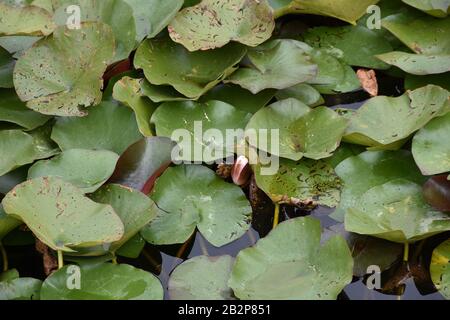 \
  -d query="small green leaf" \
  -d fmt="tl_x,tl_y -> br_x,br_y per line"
275,84 -> 324,107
